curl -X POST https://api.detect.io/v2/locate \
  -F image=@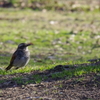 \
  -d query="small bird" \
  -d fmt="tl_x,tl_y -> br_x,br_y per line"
5,43 -> 33,71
